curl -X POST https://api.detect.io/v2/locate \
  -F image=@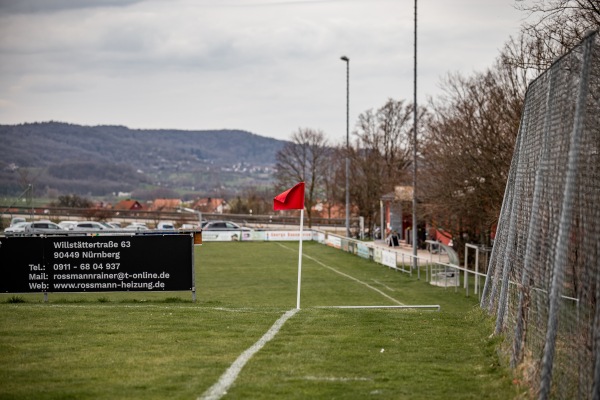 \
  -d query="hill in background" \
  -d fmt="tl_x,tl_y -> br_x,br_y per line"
0,122 -> 287,199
